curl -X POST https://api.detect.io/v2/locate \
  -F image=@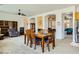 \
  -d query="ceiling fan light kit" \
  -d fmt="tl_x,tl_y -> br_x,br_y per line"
18,9 -> 26,16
